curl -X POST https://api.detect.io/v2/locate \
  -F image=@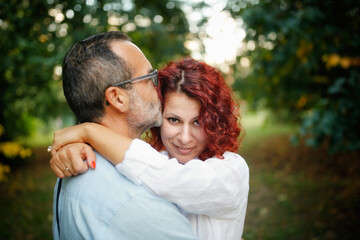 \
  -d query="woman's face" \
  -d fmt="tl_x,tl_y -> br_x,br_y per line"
160,91 -> 208,164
